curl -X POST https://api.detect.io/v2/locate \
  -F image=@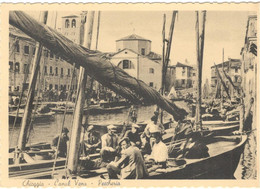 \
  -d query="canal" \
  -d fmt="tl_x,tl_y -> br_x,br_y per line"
9,103 -> 257,179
